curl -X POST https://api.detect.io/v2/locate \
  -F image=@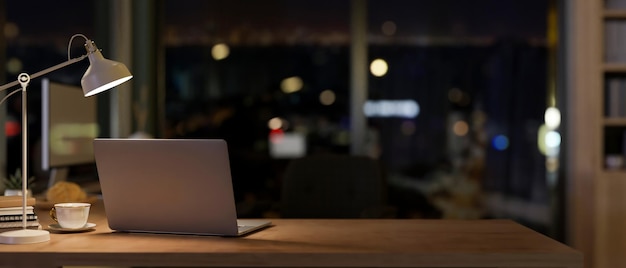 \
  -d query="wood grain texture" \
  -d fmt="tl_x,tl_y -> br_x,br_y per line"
567,1 -> 602,268
0,200 -> 582,268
